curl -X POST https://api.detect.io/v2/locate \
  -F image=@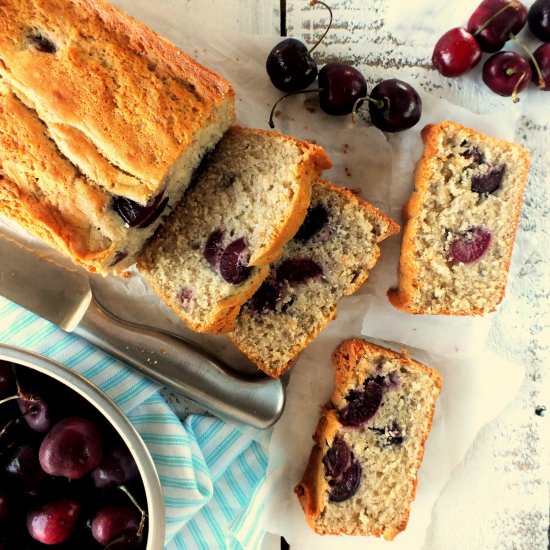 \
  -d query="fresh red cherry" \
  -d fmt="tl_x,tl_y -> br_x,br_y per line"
531,43 -> 550,90
467,0 -> 528,52
482,51 -> 531,101
528,0 -> 550,42
432,27 -> 482,77
266,1 -> 333,92
365,79 -> 422,133
27,498 -> 81,545
318,62 -> 367,115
